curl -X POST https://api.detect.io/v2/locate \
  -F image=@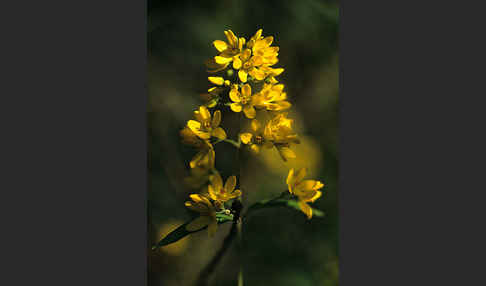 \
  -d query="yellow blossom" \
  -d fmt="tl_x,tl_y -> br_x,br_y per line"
208,76 -> 225,86
180,126 -> 216,170
189,143 -> 215,170
235,48 -> 267,82
200,87 -> 223,108
263,113 -> 300,161
240,119 -> 273,154
205,58 -> 229,73
185,194 -> 218,236
251,34 -> 279,66
187,106 -> 227,140
229,83 -> 257,118
206,172 -> 242,203
180,127 -> 205,148
253,83 -> 291,111
213,30 -> 245,66
286,168 -> 324,219
246,29 -> 263,49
